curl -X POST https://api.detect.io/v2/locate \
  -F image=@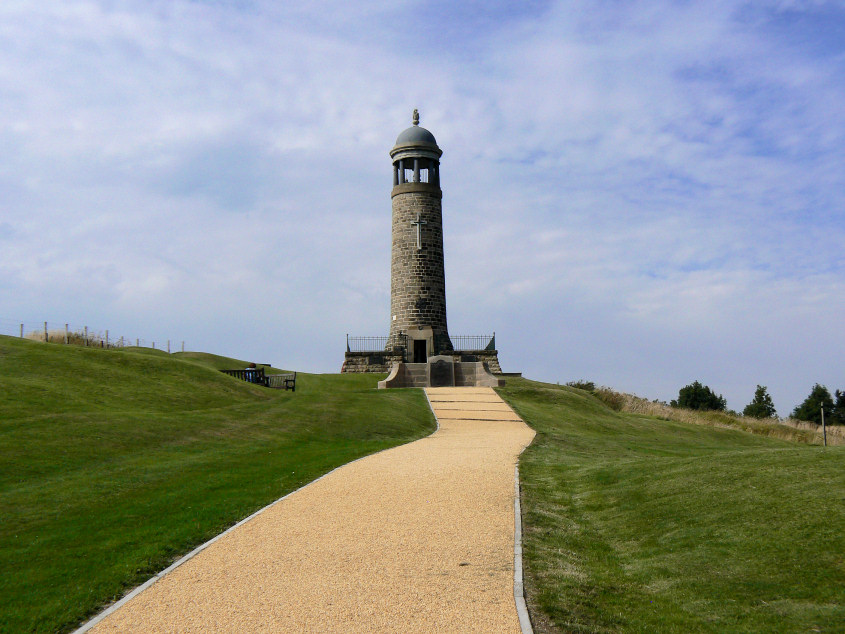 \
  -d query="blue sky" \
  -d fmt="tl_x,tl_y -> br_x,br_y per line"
1,0 -> 843,414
